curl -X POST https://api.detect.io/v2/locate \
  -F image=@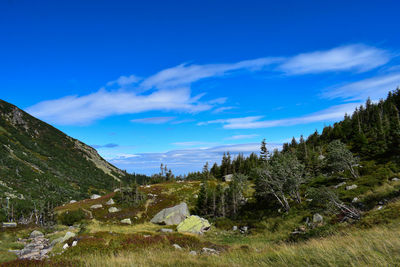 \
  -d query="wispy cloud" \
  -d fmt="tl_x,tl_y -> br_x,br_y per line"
199,103 -> 361,129
140,58 -> 282,90
213,106 -> 235,113
323,72 -> 400,101
131,116 -> 176,124
27,88 -> 211,125
226,134 -> 259,140
109,142 -> 281,175
279,44 -> 391,75
26,44 -> 392,125
107,75 -> 141,87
